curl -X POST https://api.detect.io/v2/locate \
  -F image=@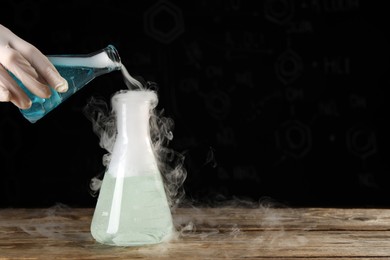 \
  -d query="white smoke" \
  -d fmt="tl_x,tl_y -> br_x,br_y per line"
83,69 -> 187,210
82,65 -> 306,251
